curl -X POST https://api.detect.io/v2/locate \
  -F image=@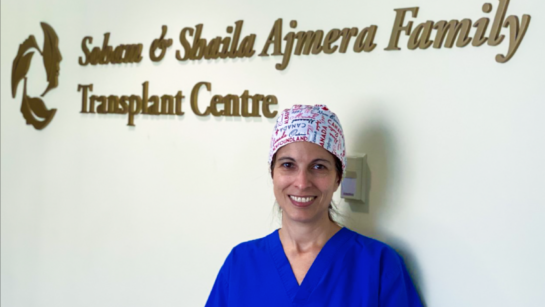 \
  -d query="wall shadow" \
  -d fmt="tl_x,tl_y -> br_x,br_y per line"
341,118 -> 393,237
340,113 -> 427,306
